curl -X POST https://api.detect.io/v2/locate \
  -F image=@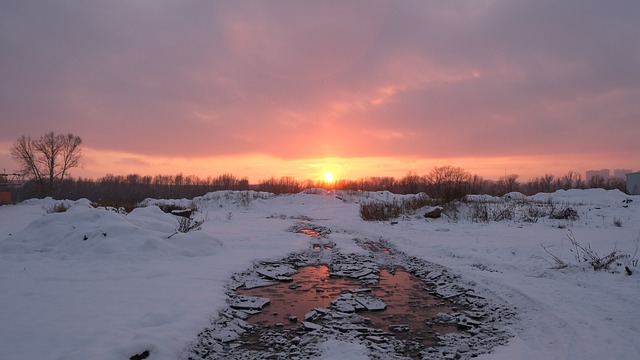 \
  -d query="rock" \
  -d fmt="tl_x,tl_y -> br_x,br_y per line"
424,207 -> 443,219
